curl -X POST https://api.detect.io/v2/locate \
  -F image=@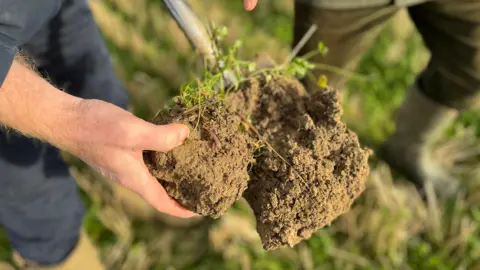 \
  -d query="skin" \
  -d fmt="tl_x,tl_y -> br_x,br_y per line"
244,0 -> 258,10
0,1 -> 258,219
